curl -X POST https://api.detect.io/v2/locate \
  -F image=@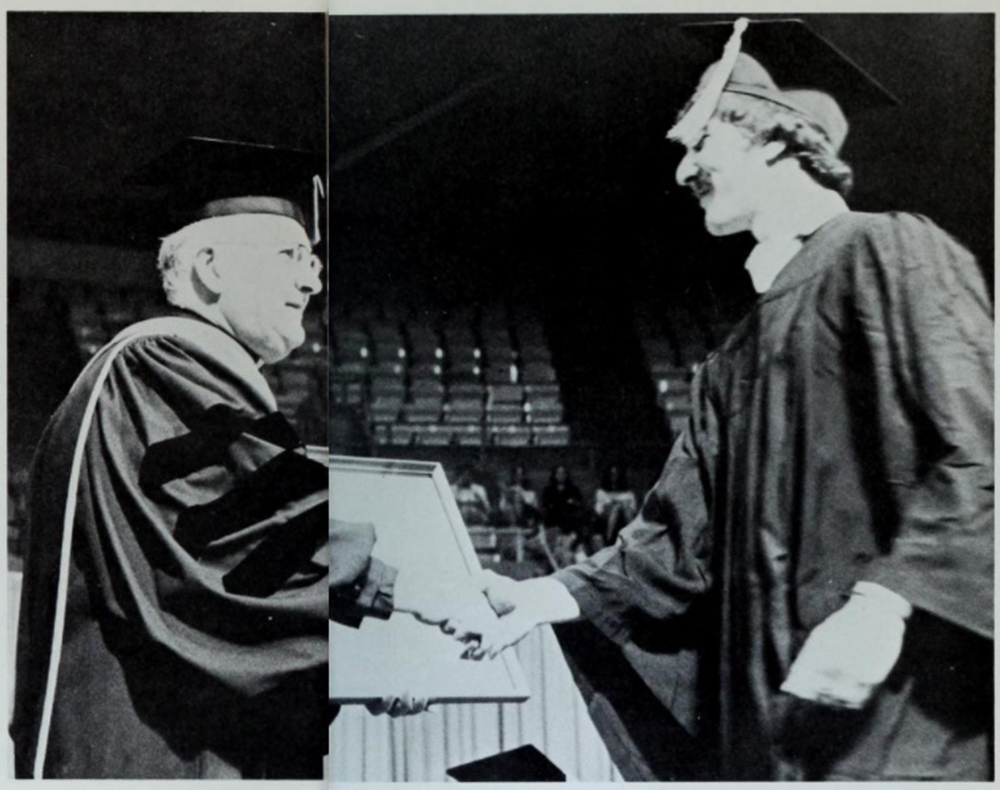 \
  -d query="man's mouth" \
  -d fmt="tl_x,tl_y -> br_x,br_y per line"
690,177 -> 713,201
